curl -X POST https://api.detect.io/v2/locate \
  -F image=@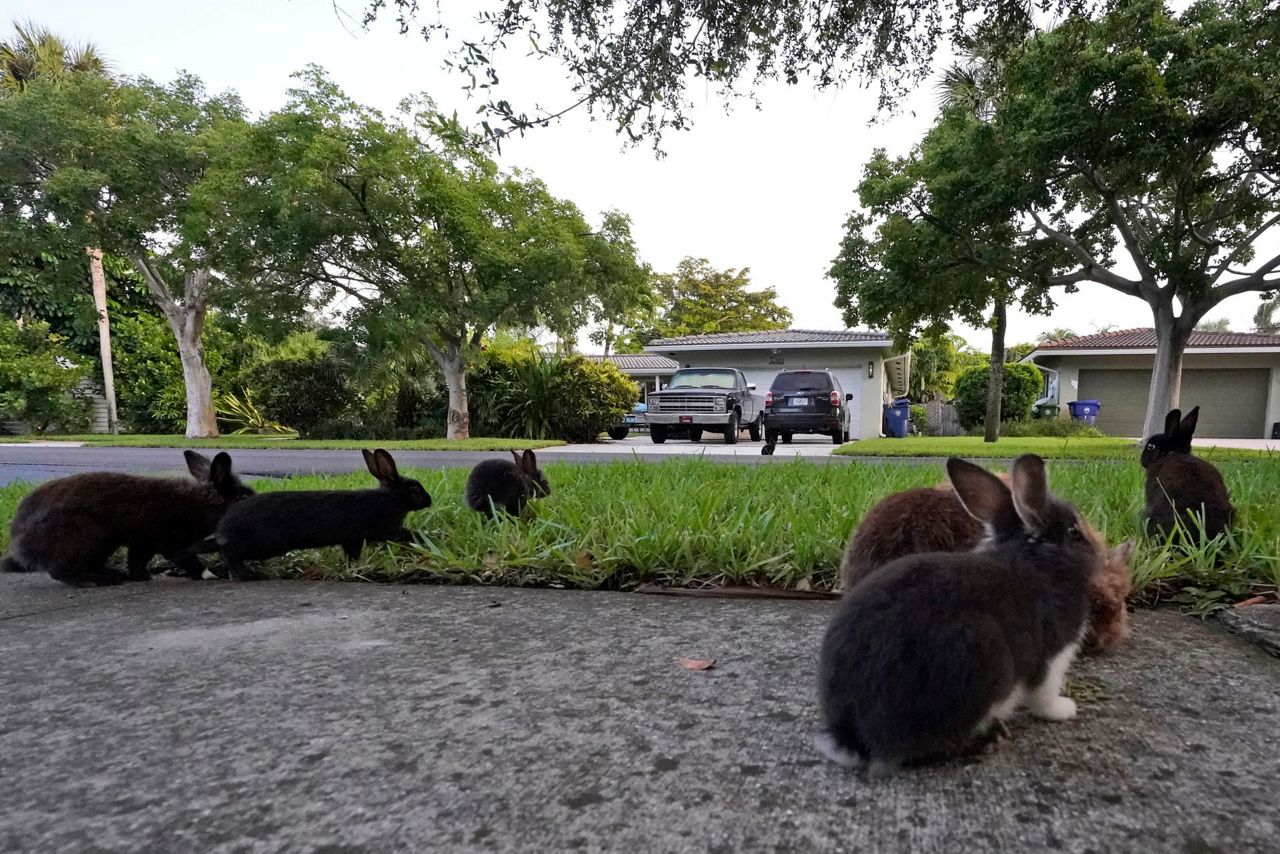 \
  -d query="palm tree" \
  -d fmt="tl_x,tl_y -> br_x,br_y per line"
0,22 -> 119,433
1254,297 -> 1279,334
